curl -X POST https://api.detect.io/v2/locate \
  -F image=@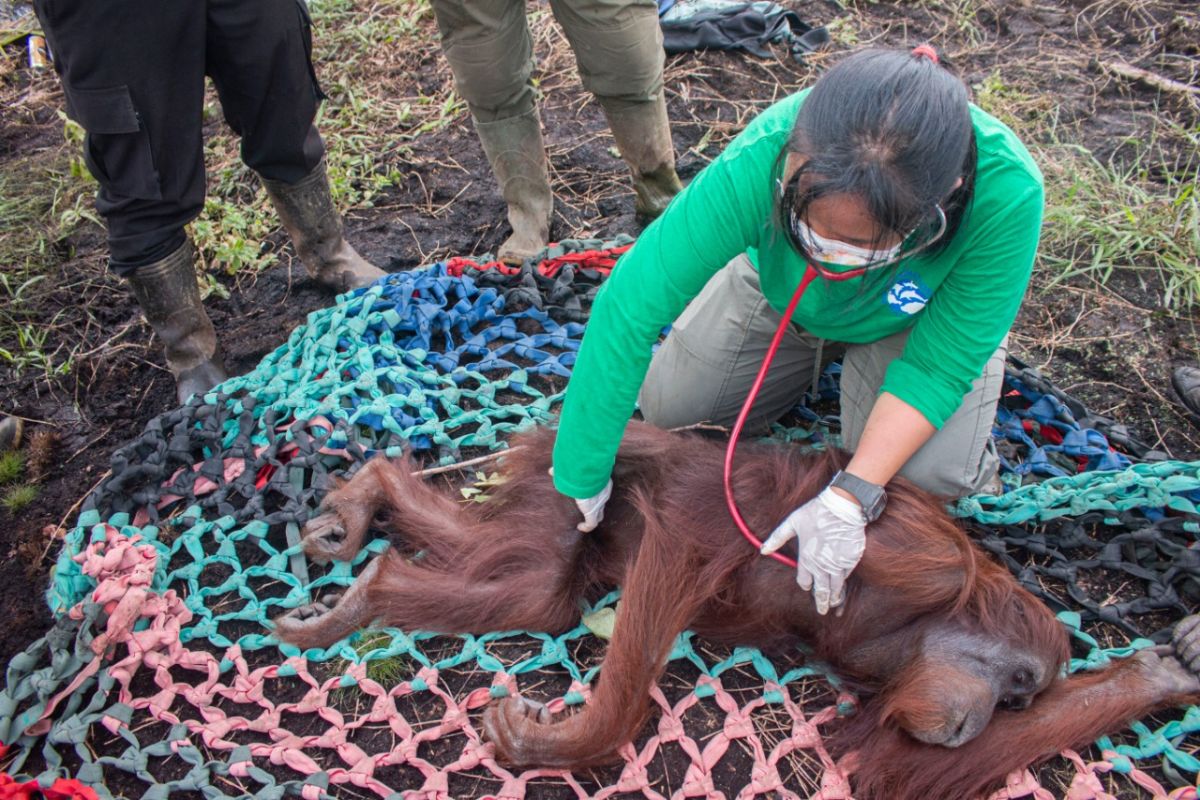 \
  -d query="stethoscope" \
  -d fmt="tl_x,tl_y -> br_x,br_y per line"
724,180 -> 948,568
